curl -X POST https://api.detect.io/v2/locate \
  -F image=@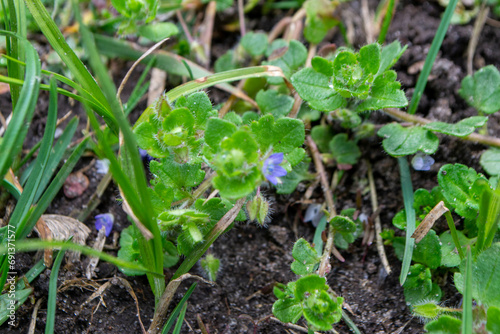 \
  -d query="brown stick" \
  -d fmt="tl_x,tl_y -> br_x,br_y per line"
306,136 -> 336,218
366,160 -> 392,275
